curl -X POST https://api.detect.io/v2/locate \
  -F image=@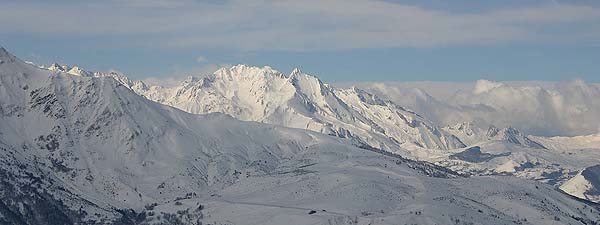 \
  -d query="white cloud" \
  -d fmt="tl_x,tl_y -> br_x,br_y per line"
474,80 -> 504,94
353,79 -> 600,137
1,0 -> 599,50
